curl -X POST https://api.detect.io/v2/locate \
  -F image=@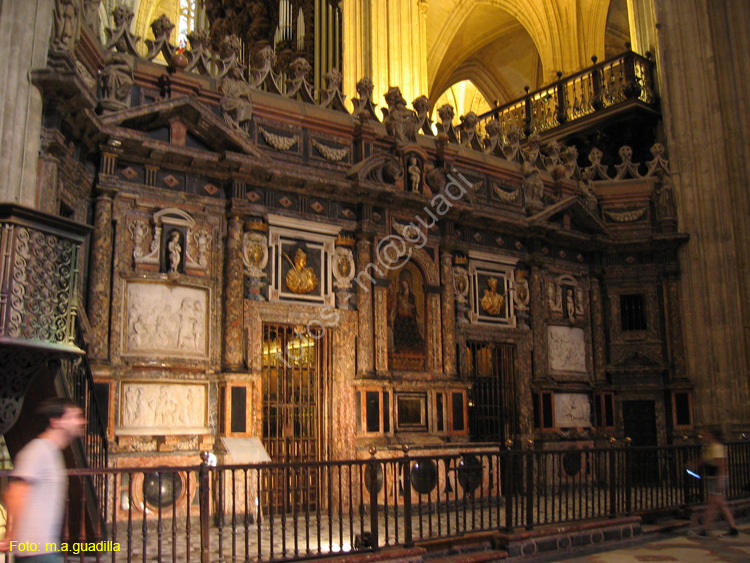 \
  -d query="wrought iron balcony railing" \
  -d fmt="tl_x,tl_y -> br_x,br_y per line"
478,46 -> 658,139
